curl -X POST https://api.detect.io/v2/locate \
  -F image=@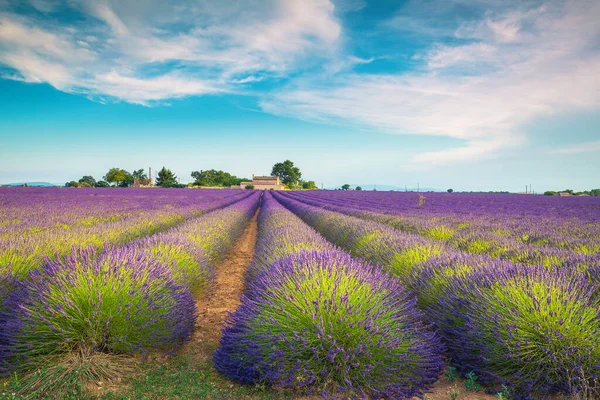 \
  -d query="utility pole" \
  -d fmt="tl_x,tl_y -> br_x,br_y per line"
418,182 -> 420,192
